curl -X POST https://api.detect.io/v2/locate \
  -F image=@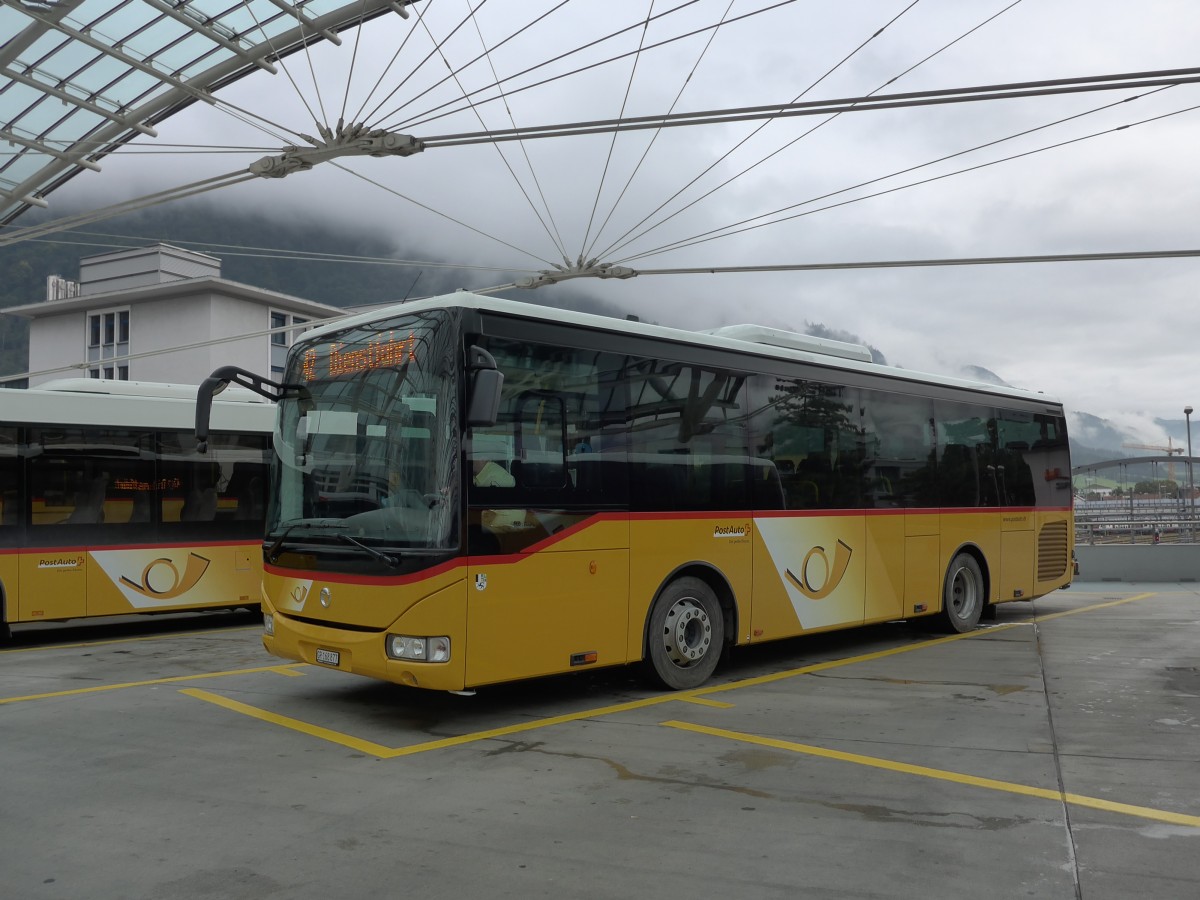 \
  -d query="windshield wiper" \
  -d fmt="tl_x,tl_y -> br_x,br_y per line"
266,519 -> 346,564
335,532 -> 401,568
